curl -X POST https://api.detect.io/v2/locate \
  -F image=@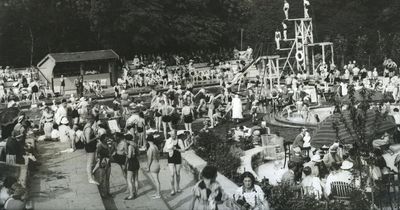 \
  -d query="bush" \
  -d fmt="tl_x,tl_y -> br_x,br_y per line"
263,183 -> 372,210
265,184 -> 325,210
193,130 -> 241,179
238,135 -> 255,151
